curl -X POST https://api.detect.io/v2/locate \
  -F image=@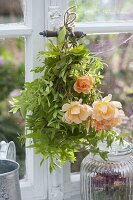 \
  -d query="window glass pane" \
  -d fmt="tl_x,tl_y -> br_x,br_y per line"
69,0 -> 133,23
0,38 -> 25,179
71,33 -> 133,172
0,0 -> 24,24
